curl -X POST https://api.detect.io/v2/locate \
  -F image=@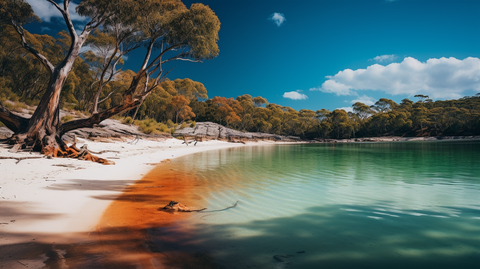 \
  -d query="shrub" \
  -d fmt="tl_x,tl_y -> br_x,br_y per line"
75,110 -> 86,118
166,119 -> 175,127
180,122 -> 188,129
8,92 -> 20,102
24,98 -> 39,106
190,121 -> 196,128
122,117 -> 134,124
141,126 -> 158,134
12,102 -> 27,112
158,123 -> 170,133
4,102 -> 14,110
61,115 -> 74,123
